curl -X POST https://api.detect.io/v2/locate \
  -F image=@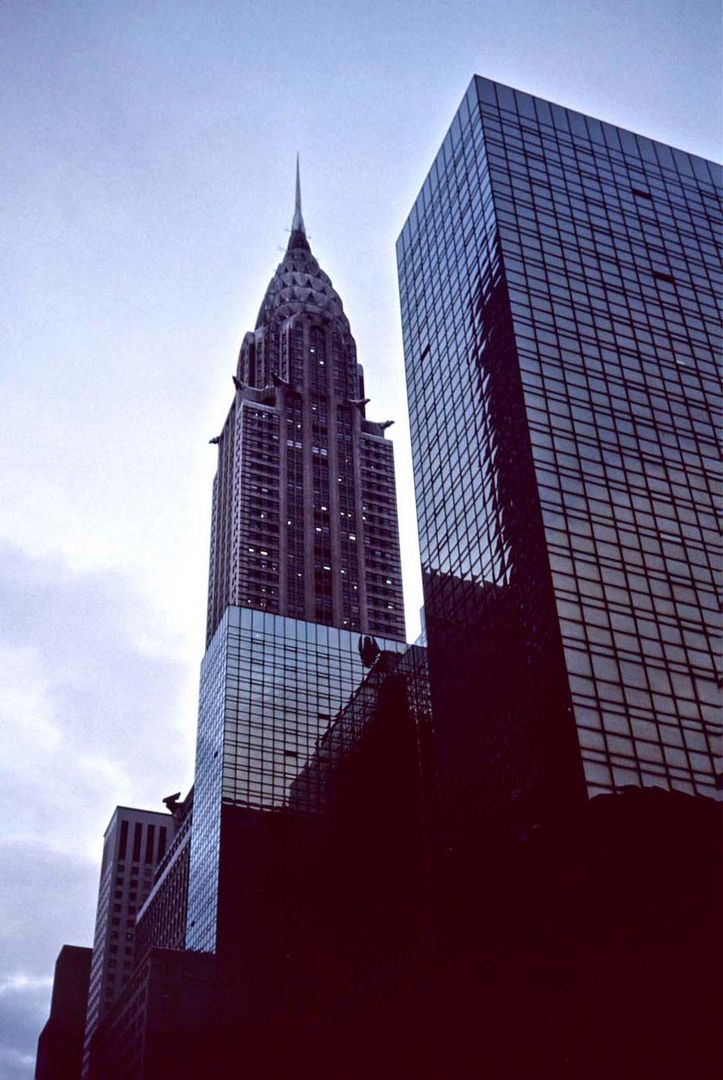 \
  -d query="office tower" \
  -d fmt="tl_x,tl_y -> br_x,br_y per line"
181,618 -> 431,1077
186,170 -> 409,963
205,161 -> 405,645
81,807 -> 175,1077
397,77 -> 721,835
35,946 -> 92,1080
393,77 -> 721,1080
